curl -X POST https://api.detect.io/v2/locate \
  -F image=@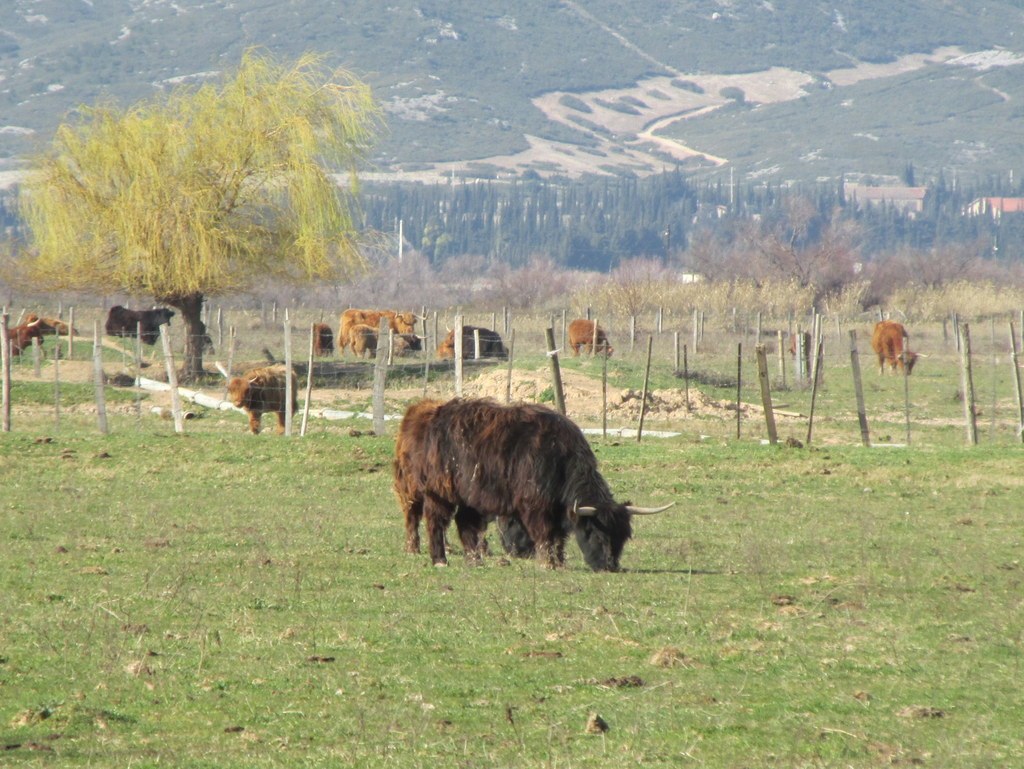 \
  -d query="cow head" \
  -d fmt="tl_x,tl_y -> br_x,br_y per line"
154,308 -> 175,325
393,312 -> 417,334
226,376 -> 249,407
574,501 -> 672,571
902,351 -> 918,375
436,331 -> 456,359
